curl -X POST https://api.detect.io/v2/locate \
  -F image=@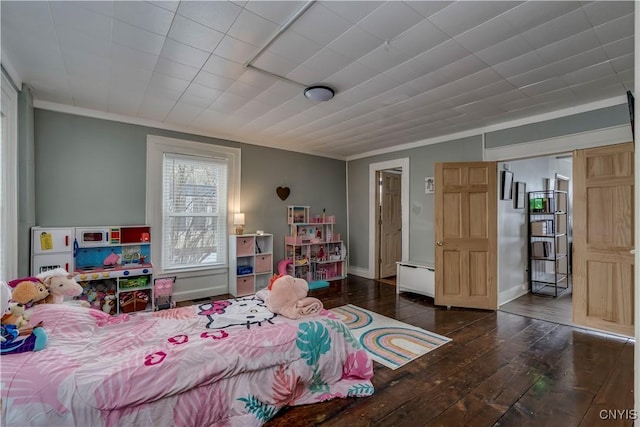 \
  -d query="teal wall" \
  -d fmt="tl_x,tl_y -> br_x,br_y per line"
32,109 -> 347,273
